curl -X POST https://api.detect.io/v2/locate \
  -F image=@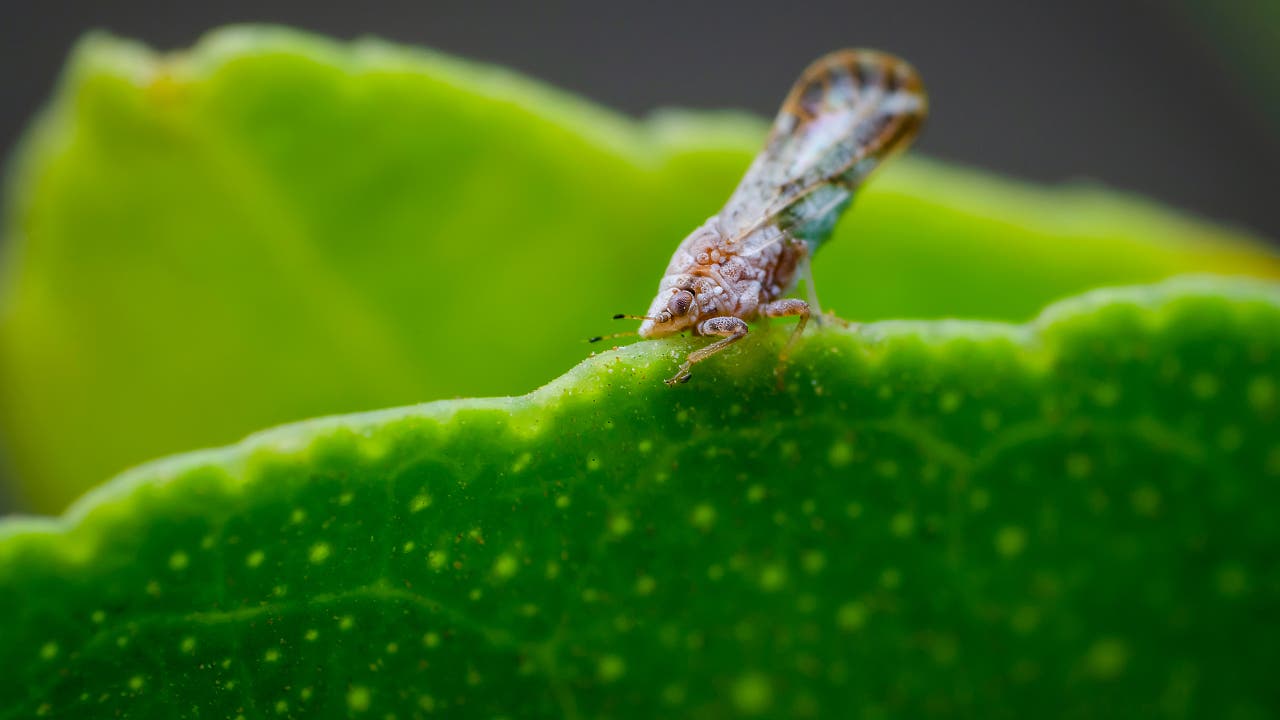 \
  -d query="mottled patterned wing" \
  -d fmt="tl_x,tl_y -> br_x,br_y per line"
721,49 -> 927,253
